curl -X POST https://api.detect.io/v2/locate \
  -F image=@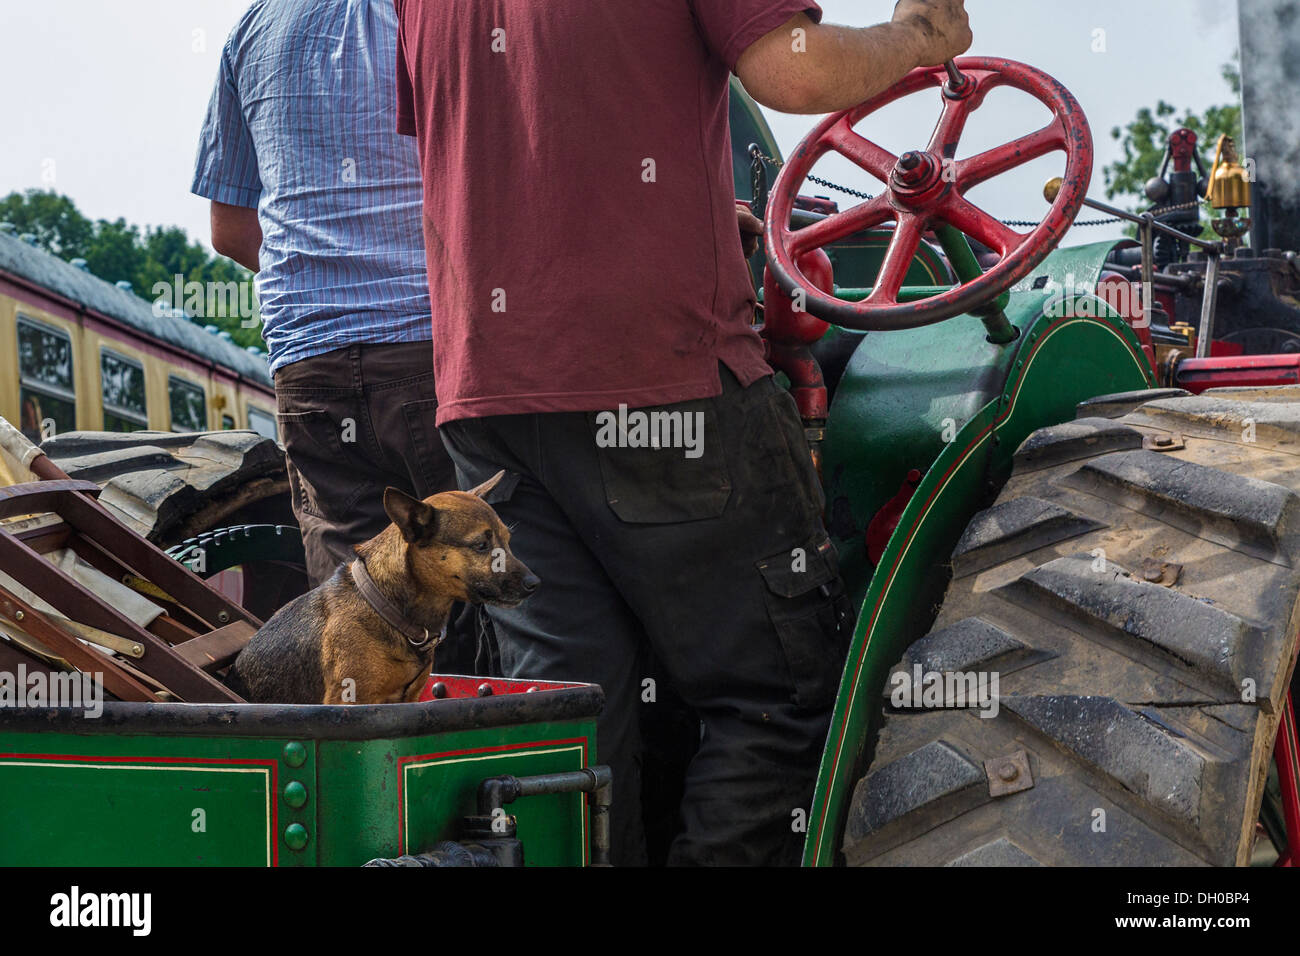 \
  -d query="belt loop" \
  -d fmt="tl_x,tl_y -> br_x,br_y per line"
351,343 -> 364,391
